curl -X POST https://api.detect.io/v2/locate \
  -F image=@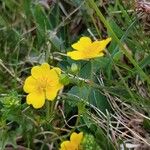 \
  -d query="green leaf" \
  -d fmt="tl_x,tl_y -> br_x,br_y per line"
68,85 -> 111,113
79,61 -> 92,79
68,86 -> 90,101
89,89 -> 112,113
